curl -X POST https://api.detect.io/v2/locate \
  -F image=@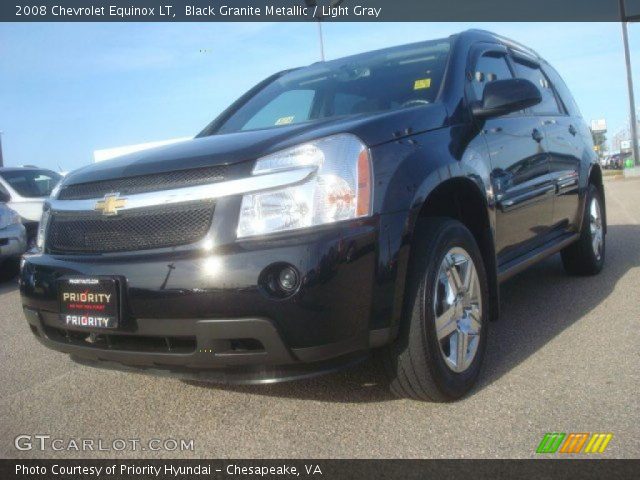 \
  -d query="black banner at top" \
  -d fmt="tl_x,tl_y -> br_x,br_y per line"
3,0 -> 640,22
